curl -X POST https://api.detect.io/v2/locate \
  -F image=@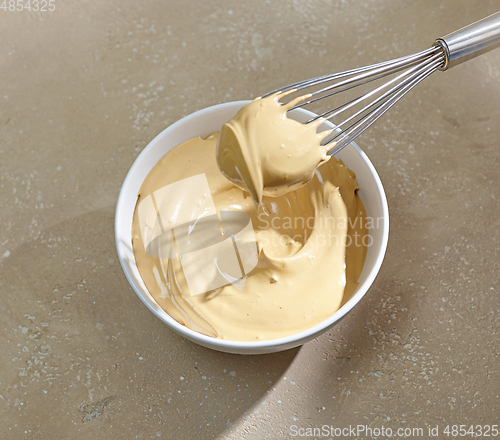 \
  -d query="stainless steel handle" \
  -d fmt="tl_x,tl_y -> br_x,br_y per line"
435,11 -> 500,70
